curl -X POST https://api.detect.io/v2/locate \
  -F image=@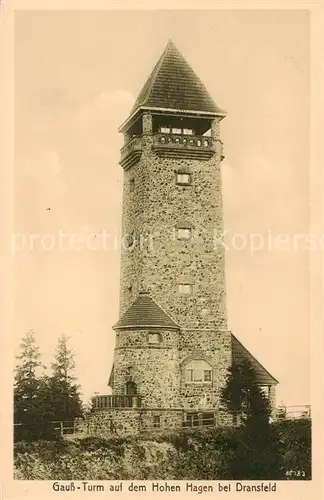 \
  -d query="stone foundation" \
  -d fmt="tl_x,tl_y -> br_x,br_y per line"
78,407 -> 238,438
